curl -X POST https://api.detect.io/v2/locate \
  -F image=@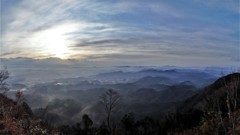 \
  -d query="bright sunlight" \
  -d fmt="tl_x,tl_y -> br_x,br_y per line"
29,22 -> 79,59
